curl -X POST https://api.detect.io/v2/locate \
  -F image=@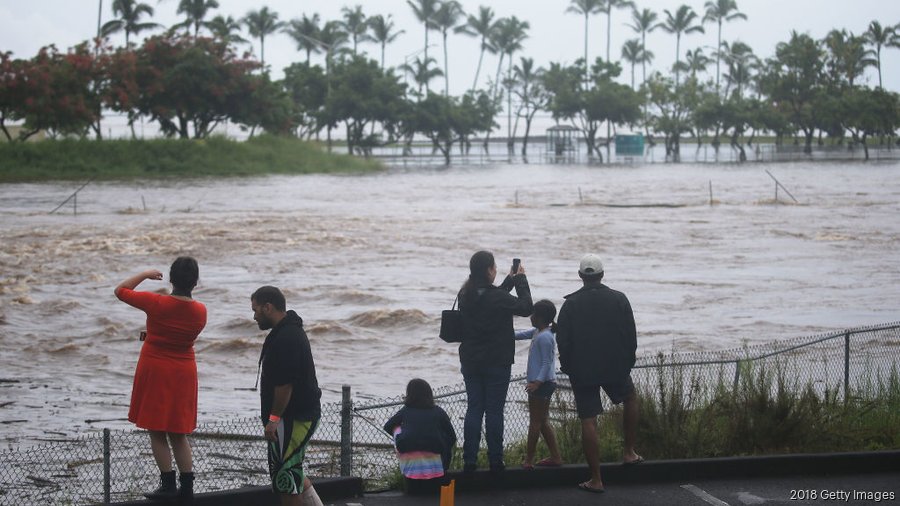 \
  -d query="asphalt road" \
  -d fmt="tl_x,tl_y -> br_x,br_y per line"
331,472 -> 899,506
